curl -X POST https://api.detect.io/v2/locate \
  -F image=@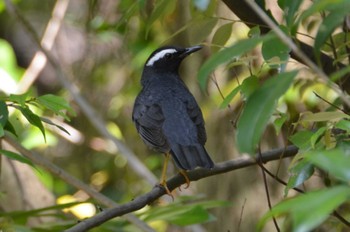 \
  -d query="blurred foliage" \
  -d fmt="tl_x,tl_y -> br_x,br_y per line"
0,0 -> 350,231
